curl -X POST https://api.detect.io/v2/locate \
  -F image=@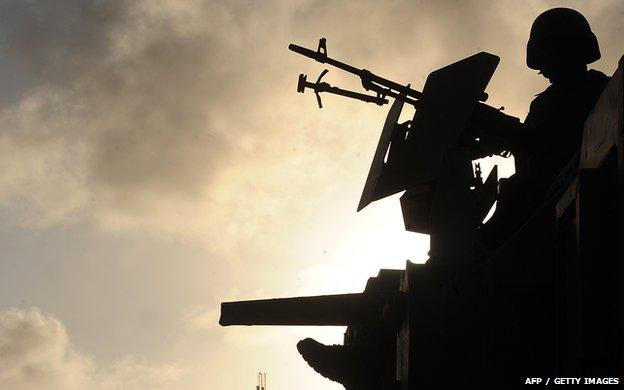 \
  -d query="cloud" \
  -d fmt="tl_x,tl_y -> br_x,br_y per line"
97,357 -> 183,390
0,307 -> 184,390
0,0 -> 233,225
0,307 -> 93,389
0,0 -> 367,266
2,2 -> 624,390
